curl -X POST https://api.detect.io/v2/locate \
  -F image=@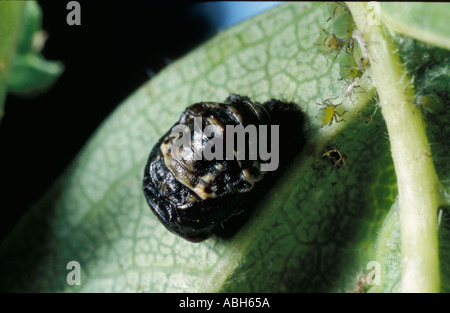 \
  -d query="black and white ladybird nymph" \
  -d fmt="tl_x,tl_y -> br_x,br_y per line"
143,94 -> 305,242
